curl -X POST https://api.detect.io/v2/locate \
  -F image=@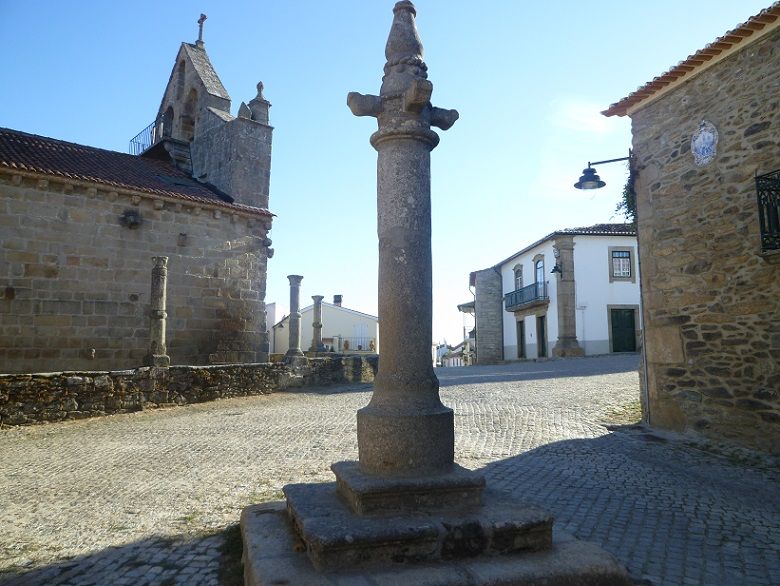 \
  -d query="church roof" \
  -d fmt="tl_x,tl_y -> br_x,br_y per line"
183,43 -> 230,101
604,2 -> 780,117
0,127 -> 271,217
